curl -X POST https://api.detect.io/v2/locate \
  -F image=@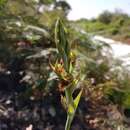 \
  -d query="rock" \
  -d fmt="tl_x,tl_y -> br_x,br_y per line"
48,106 -> 56,117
